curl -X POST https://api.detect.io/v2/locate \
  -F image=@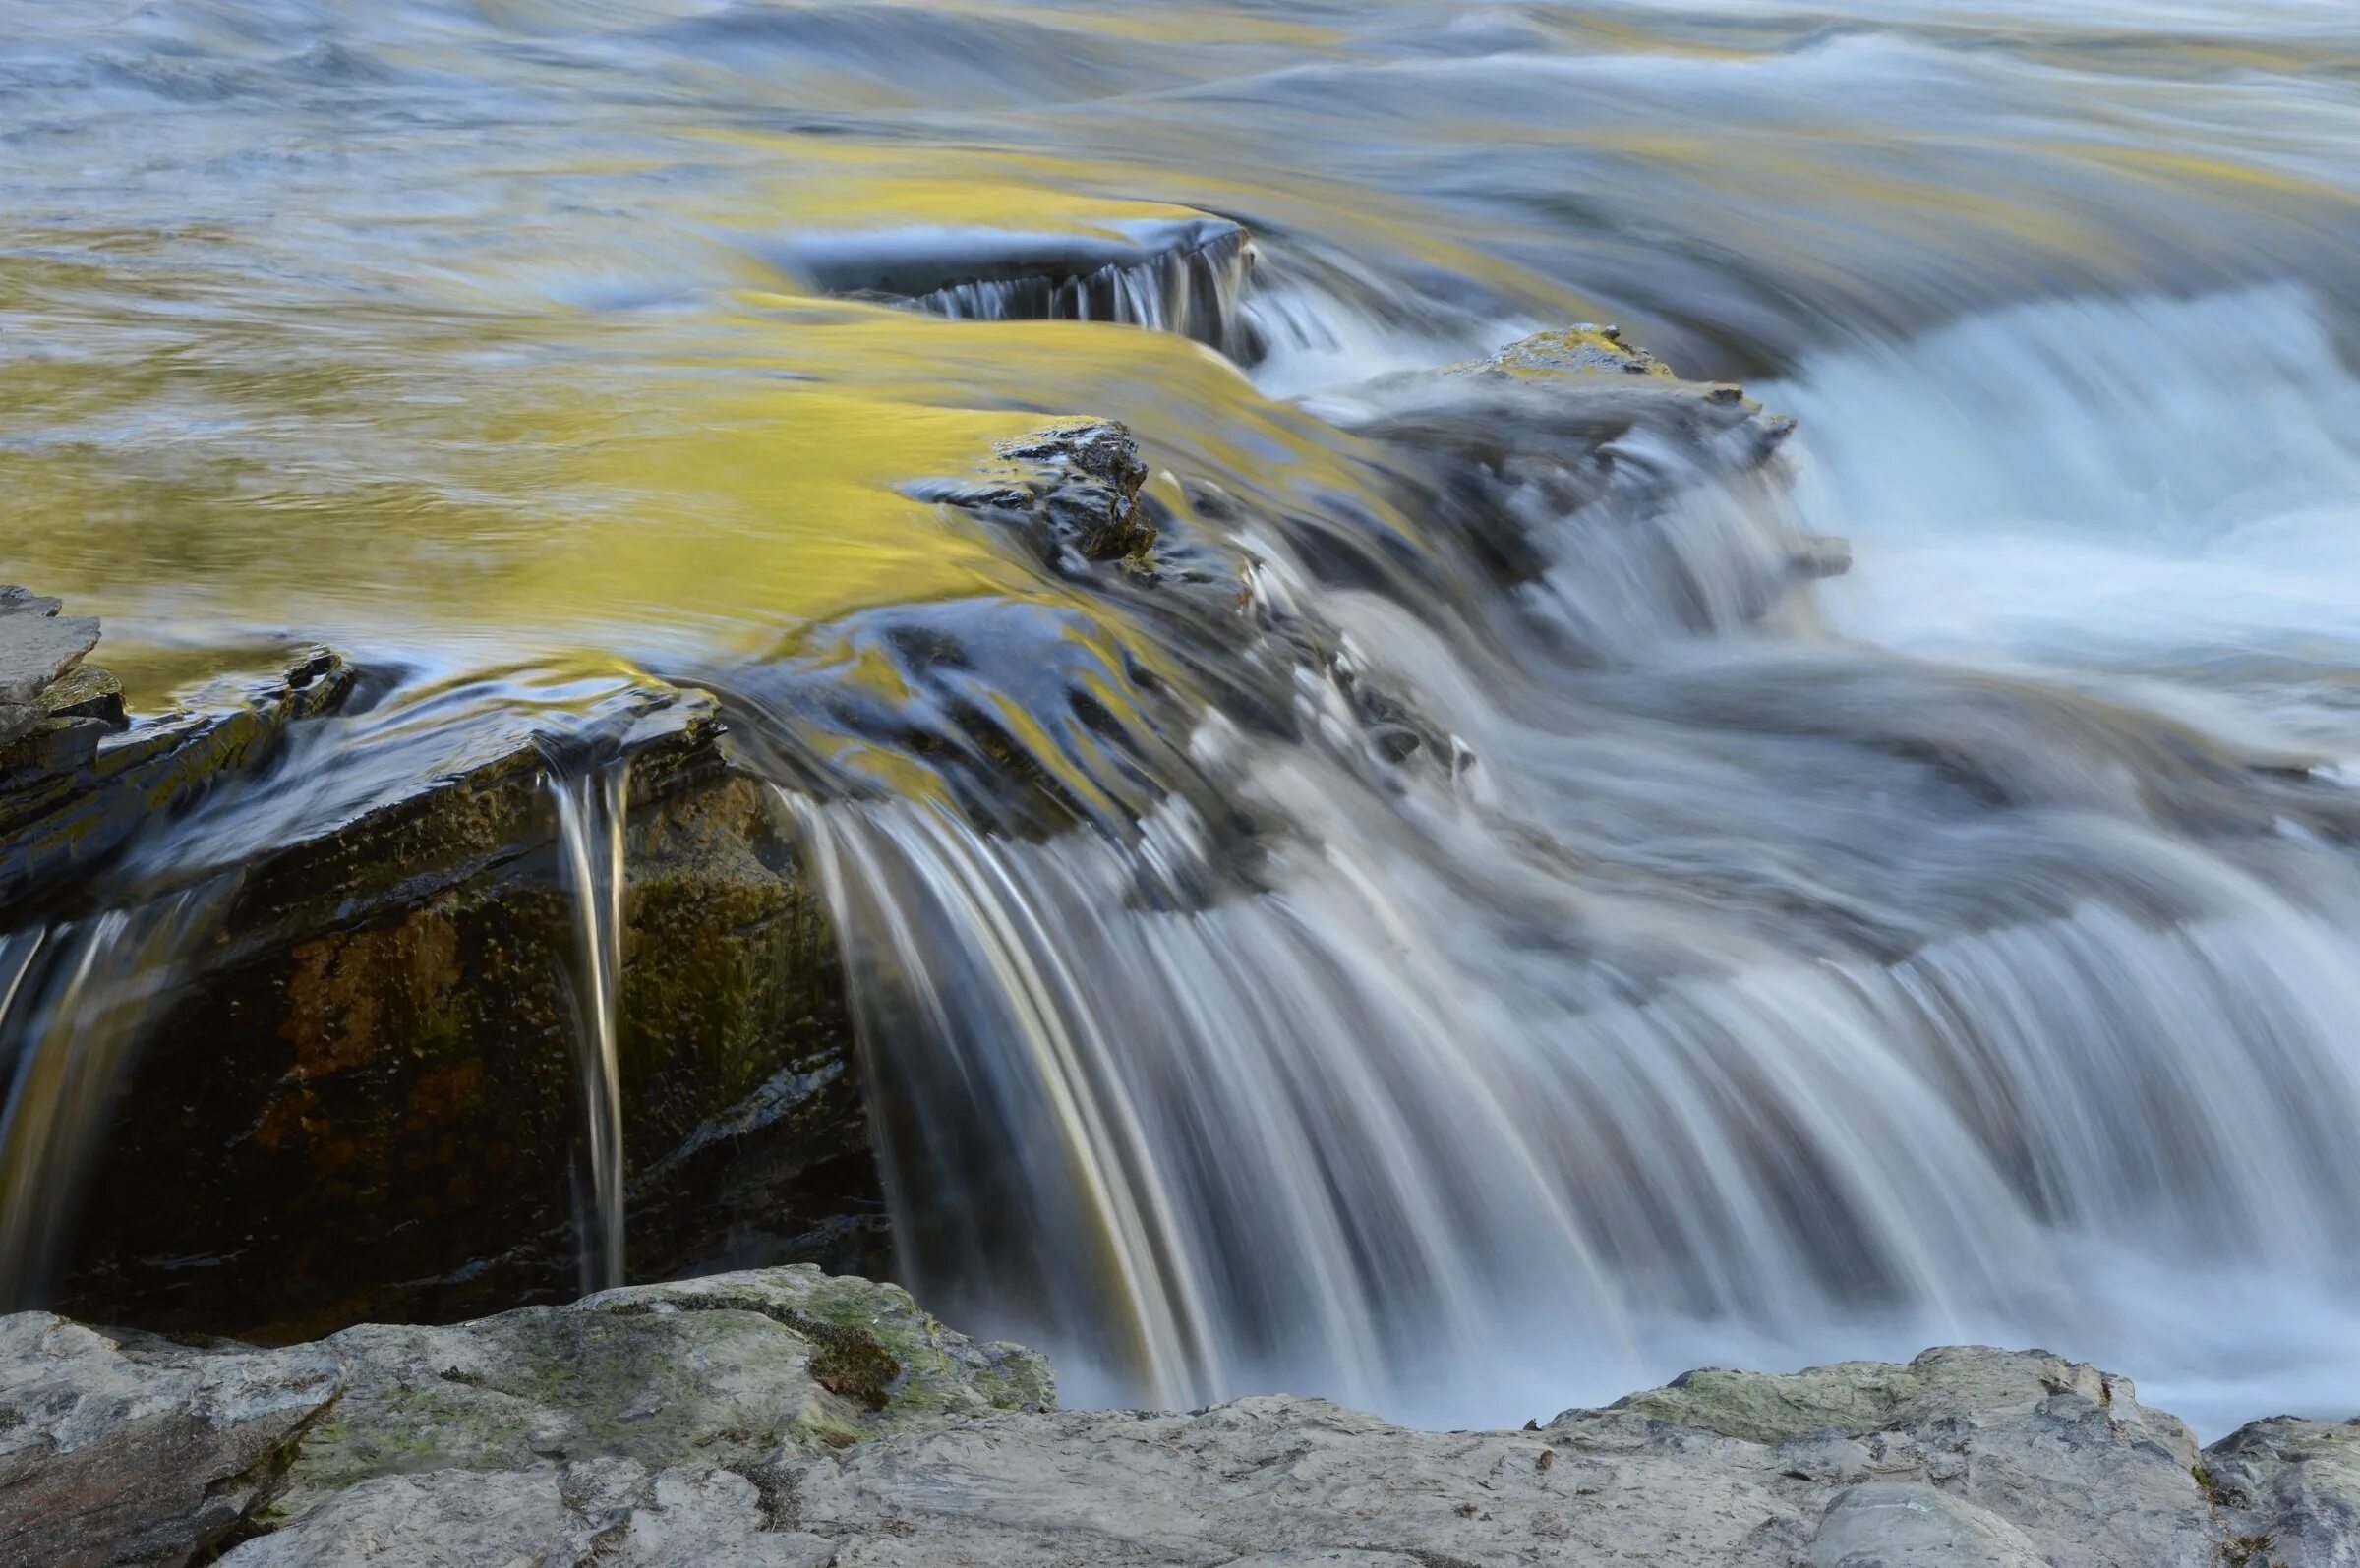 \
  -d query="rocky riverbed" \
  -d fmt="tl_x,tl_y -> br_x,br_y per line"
0,1264 -> 2351,1567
